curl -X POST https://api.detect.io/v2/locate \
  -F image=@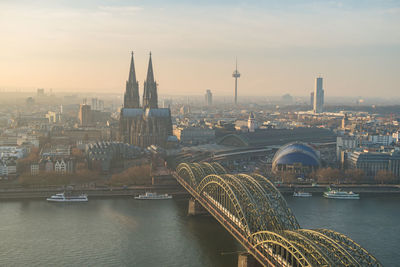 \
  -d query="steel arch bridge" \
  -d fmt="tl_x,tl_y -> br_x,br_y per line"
174,162 -> 382,267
